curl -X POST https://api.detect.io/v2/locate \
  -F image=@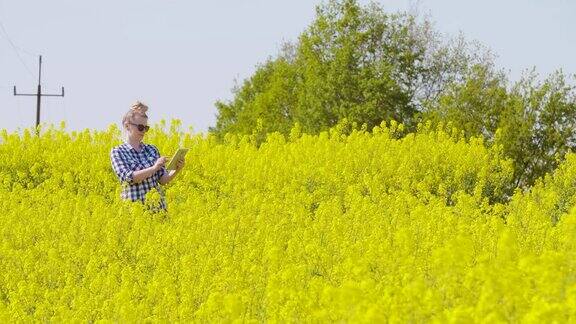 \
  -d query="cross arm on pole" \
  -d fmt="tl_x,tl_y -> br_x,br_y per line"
40,87 -> 65,97
14,86 -> 65,97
